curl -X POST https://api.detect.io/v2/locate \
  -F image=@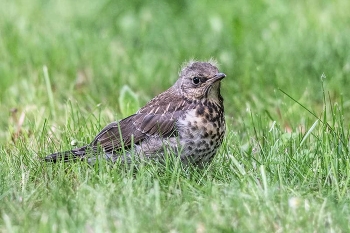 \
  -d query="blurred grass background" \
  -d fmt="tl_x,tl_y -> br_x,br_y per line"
1,0 -> 350,232
1,0 -> 349,133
